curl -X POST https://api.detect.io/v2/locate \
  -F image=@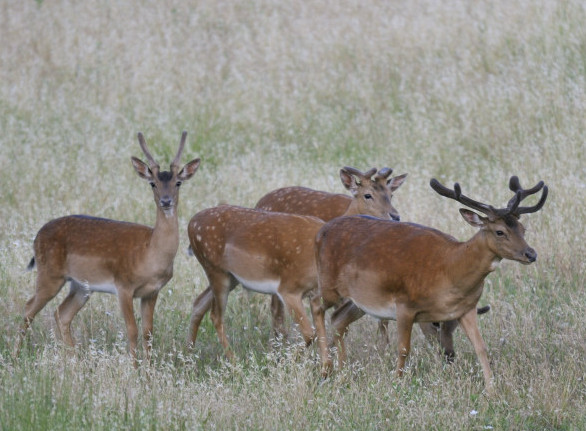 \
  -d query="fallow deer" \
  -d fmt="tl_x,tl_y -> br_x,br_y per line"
310,176 -> 547,392
186,167 -> 400,355
255,170 -> 488,361
16,132 -> 200,364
